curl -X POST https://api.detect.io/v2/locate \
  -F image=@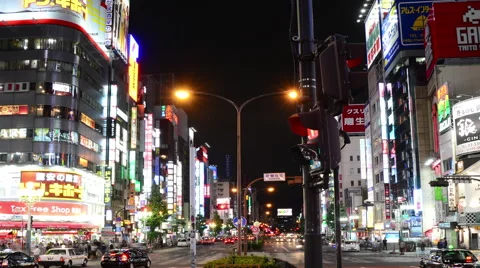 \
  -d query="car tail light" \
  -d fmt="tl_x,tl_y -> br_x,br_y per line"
2,259 -> 8,267
59,257 -> 65,263
466,256 -> 473,263
120,254 -> 128,262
